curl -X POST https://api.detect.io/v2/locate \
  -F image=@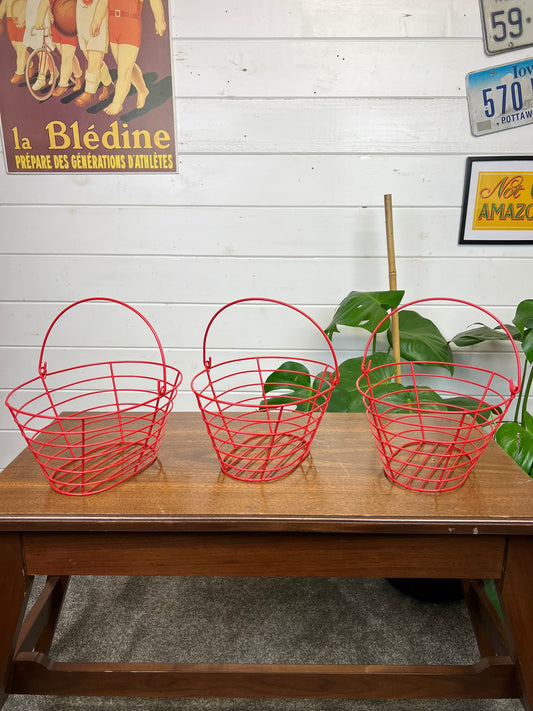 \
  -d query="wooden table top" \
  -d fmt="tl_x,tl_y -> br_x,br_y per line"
0,413 -> 532,534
